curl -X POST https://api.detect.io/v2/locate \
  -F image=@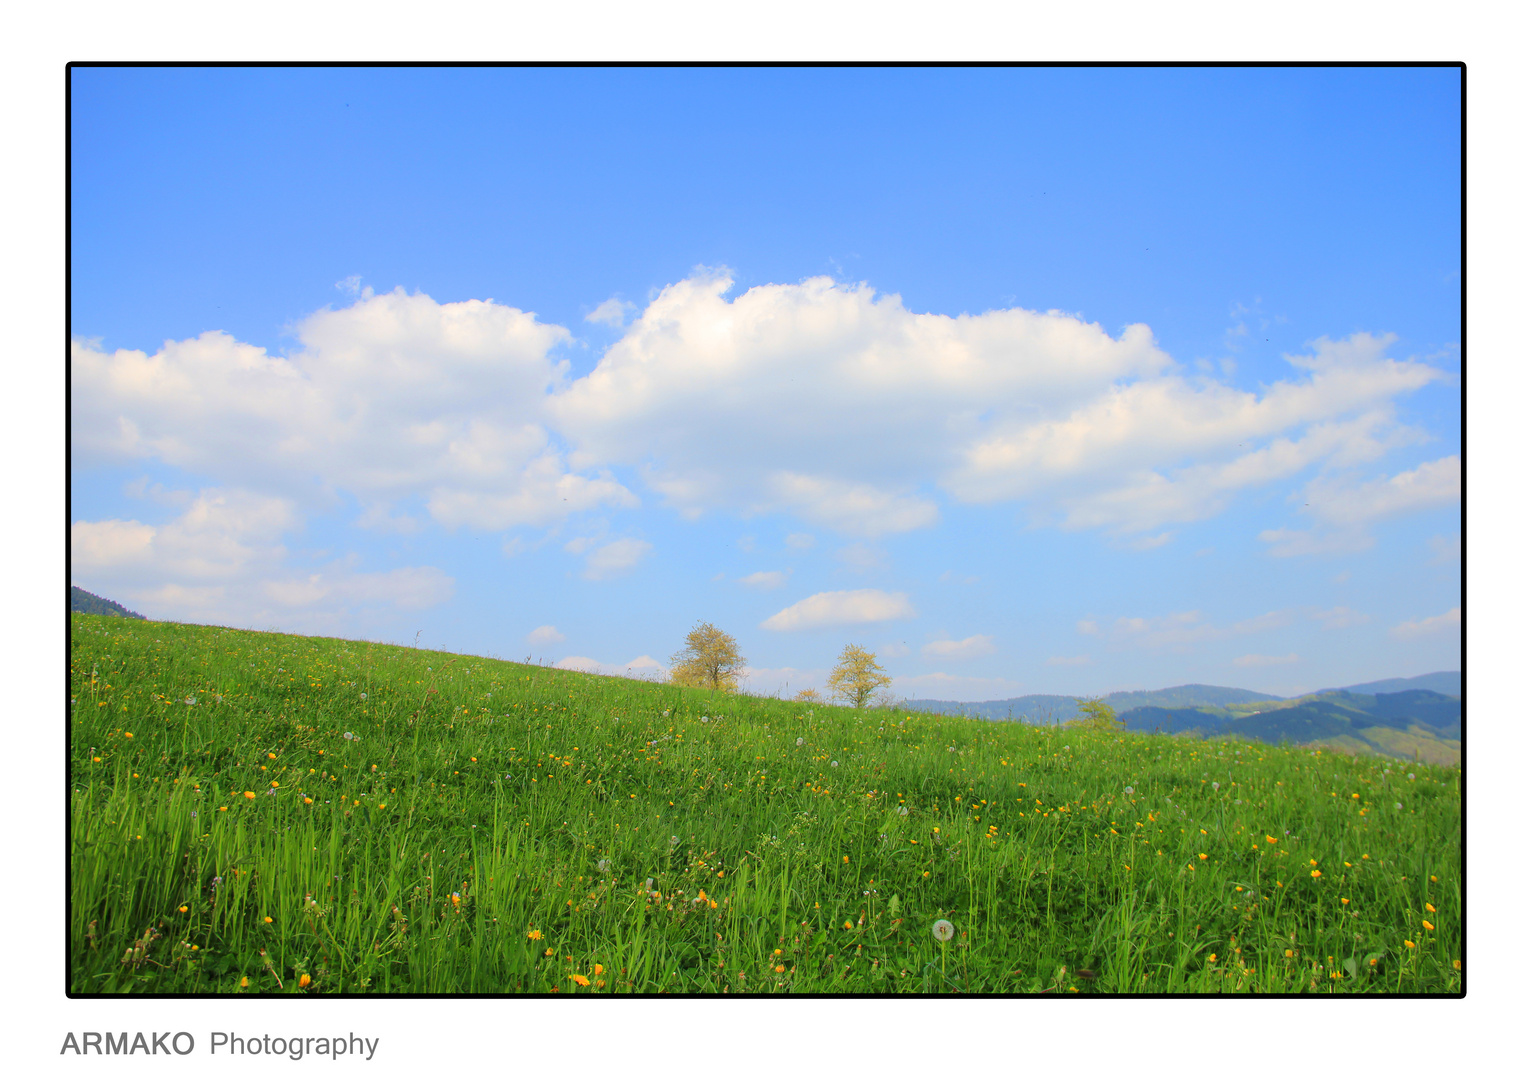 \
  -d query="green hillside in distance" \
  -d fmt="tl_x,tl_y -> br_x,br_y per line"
903,683 -> 1283,724
1119,688 -> 1461,766
70,585 -> 145,620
